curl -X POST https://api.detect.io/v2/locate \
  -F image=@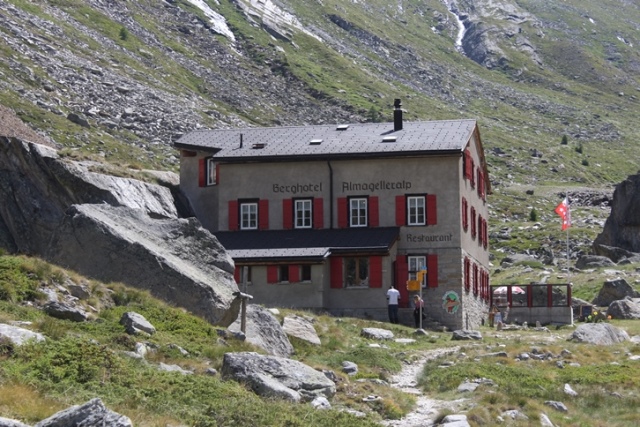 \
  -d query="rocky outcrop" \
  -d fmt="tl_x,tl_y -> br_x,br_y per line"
0,137 -> 239,326
593,174 -> 640,258
221,351 -> 336,402
0,324 -> 45,346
